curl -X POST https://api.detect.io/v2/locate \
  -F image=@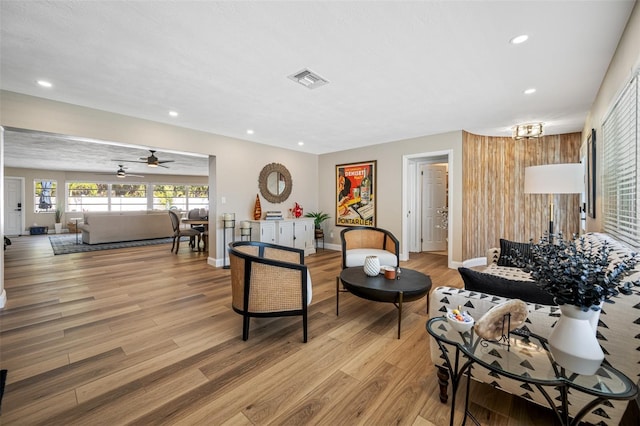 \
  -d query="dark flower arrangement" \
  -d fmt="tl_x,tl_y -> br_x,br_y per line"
513,233 -> 639,311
